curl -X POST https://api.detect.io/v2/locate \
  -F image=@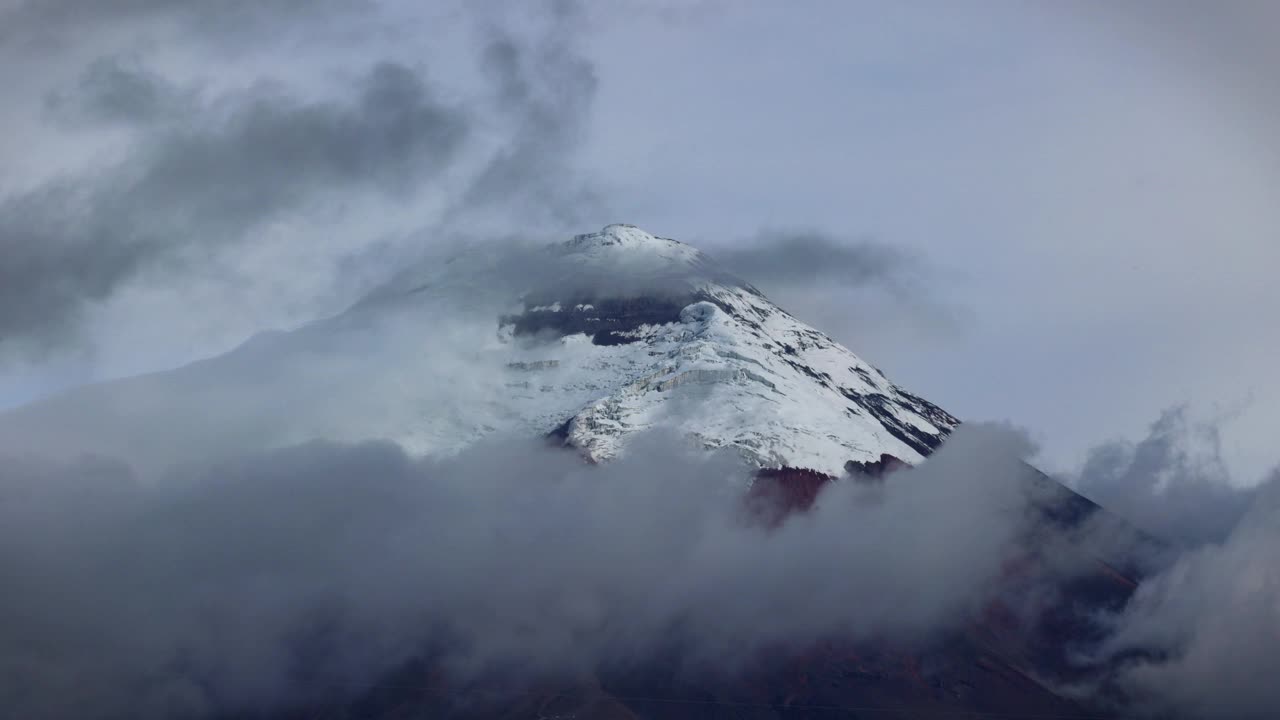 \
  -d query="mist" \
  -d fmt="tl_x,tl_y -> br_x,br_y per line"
1093,471 -> 1280,720
1073,406 -> 1257,549
706,230 -> 965,352
1064,407 -> 1280,720
0,425 -> 1039,719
